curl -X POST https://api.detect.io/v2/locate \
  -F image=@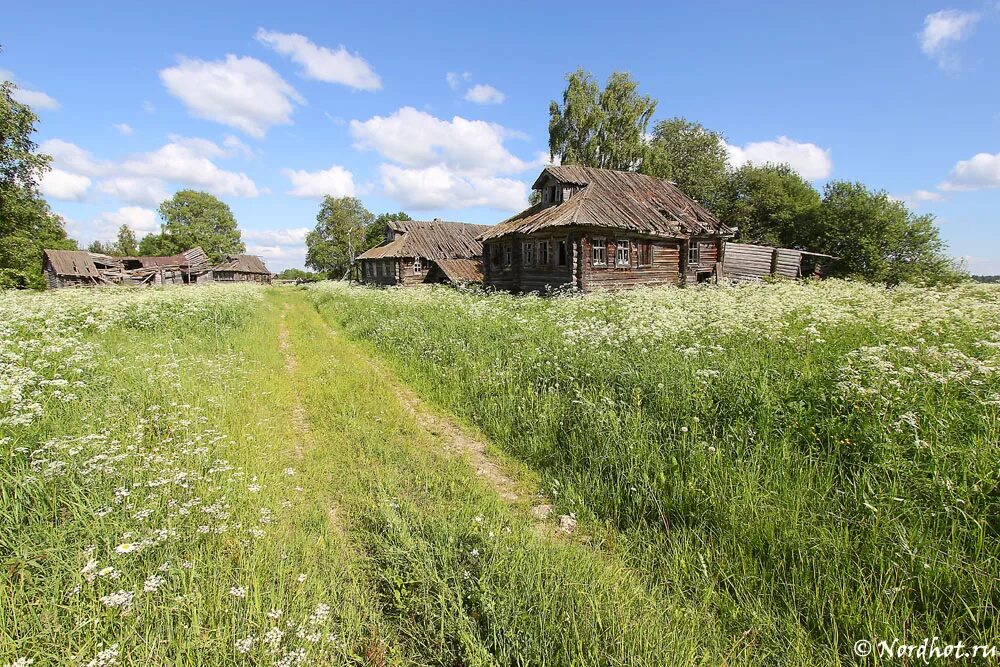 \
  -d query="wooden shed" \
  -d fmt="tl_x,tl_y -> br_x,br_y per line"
480,166 -> 735,292
42,249 -> 107,288
722,243 -> 837,281
357,220 -> 490,286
